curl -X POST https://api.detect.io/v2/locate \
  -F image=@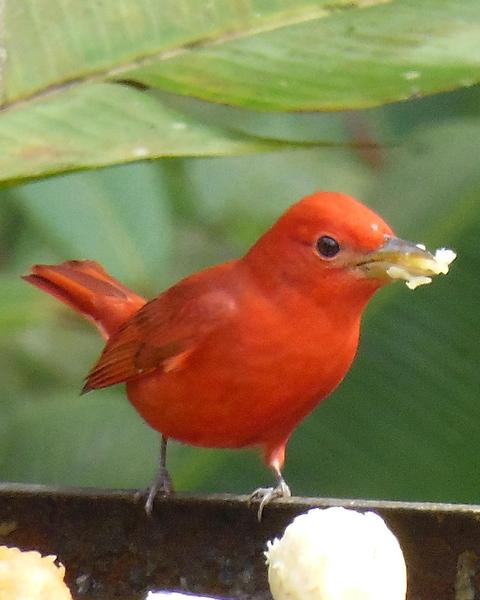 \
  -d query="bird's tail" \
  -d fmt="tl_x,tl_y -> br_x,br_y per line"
23,260 -> 146,339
